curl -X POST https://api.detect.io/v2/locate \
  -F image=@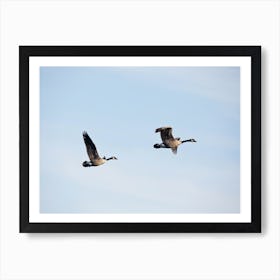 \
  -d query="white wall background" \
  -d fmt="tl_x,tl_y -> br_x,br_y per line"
0,0 -> 279,279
